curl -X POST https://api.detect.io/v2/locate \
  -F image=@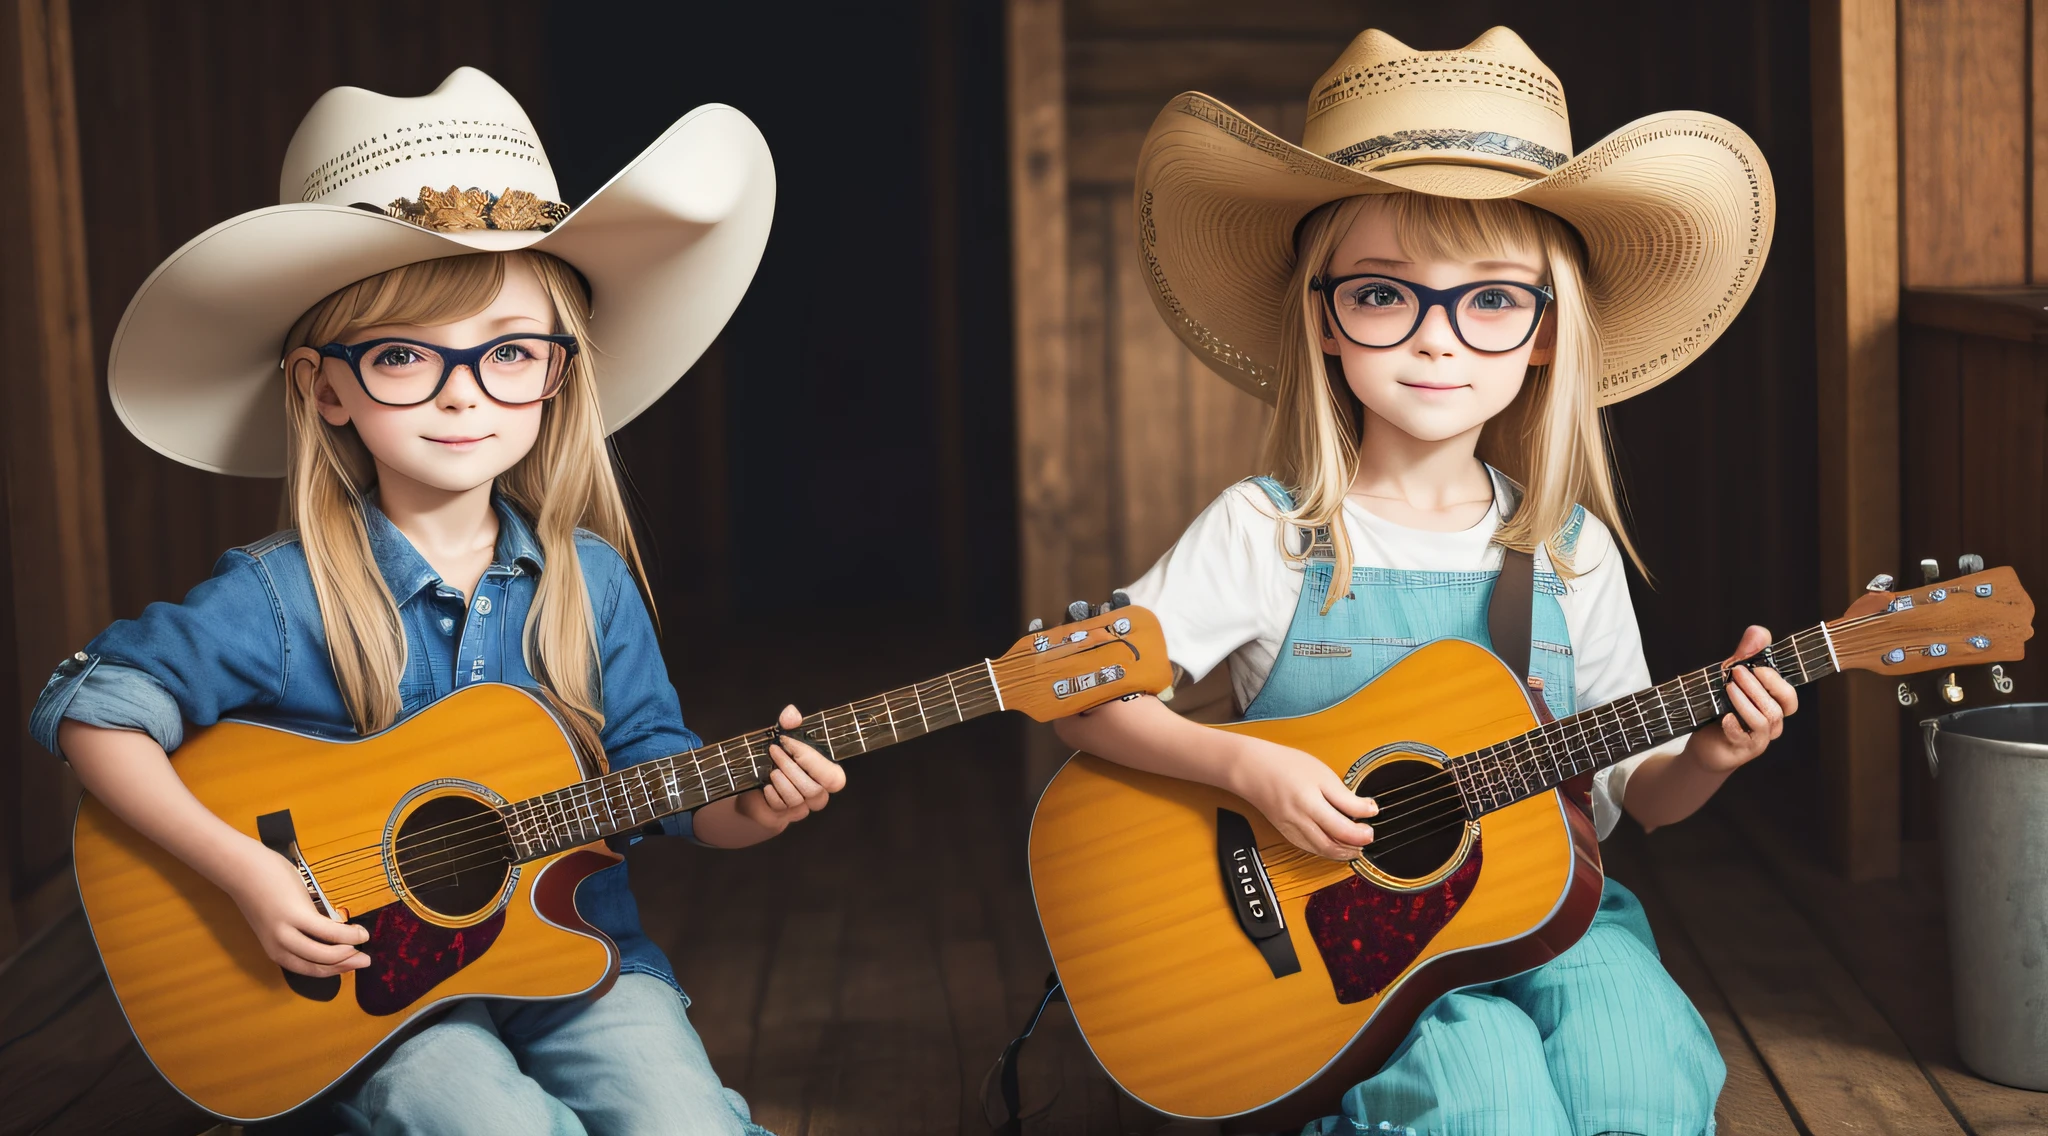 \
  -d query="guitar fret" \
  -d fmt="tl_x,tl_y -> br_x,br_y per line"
943,672 -> 964,725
